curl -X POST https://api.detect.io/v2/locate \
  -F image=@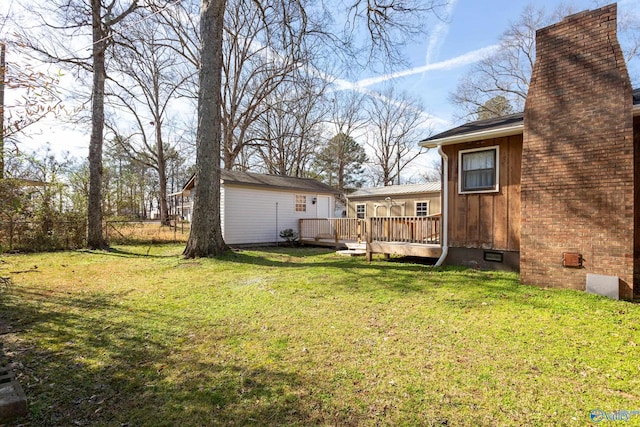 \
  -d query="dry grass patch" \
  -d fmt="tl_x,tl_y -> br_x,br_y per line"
1,245 -> 639,426
104,221 -> 190,245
